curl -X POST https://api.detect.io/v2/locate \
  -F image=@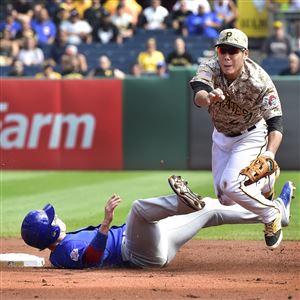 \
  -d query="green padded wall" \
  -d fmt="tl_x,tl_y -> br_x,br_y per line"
123,70 -> 190,169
